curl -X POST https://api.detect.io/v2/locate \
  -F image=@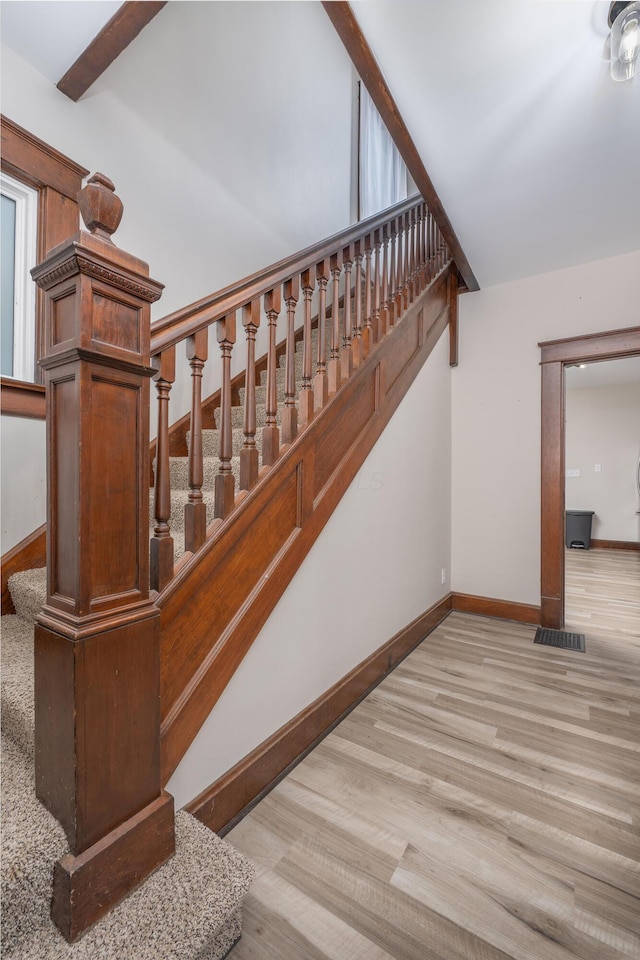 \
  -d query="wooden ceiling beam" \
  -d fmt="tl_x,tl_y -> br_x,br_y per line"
57,1 -> 167,102
322,1 -> 479,293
